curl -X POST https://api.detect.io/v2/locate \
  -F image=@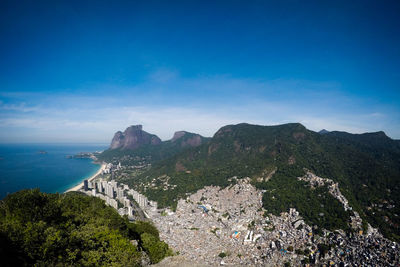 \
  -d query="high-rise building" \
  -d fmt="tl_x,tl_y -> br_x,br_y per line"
105,183 -> 114,198
124,198 -> 131,208
102,181 -> 107,191
128,206 -> 134,217
149,200 -> 158,211
117,188 -> 124,200
97,181 -> 102,193
136,194 -> 147,208
83,180 -> 88,191
110,199 -> 118,210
